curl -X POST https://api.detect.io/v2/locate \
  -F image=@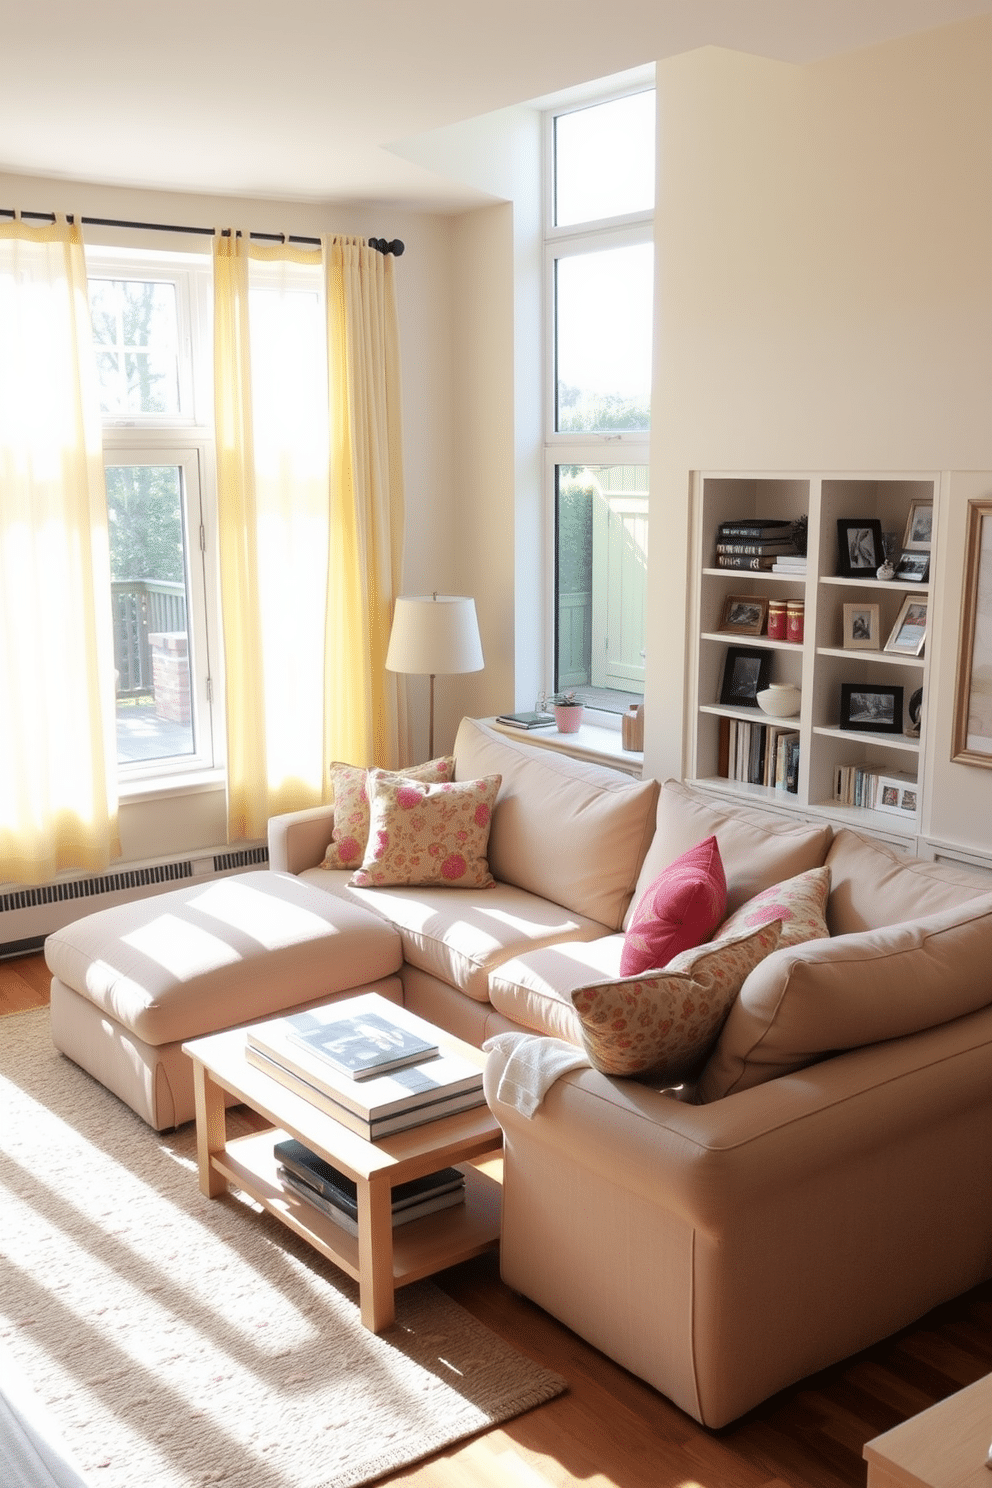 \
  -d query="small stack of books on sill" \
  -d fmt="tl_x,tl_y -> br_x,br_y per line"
719,717 -> 799,792
245,992 -> 485,1140
714,518 -> 797,571
275,1137 -> 466,1236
